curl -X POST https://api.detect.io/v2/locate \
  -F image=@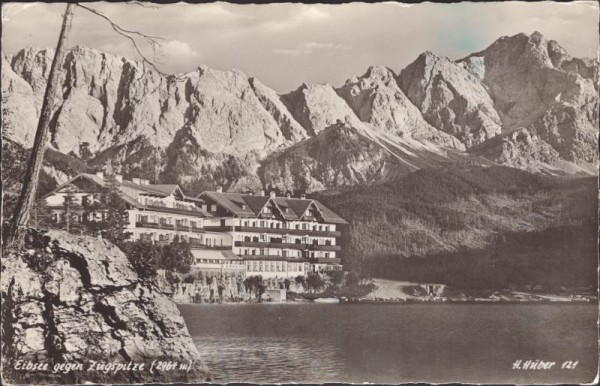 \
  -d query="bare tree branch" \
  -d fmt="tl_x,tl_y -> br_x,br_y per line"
76,3 -> 184,81
126,1 -> 160,9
